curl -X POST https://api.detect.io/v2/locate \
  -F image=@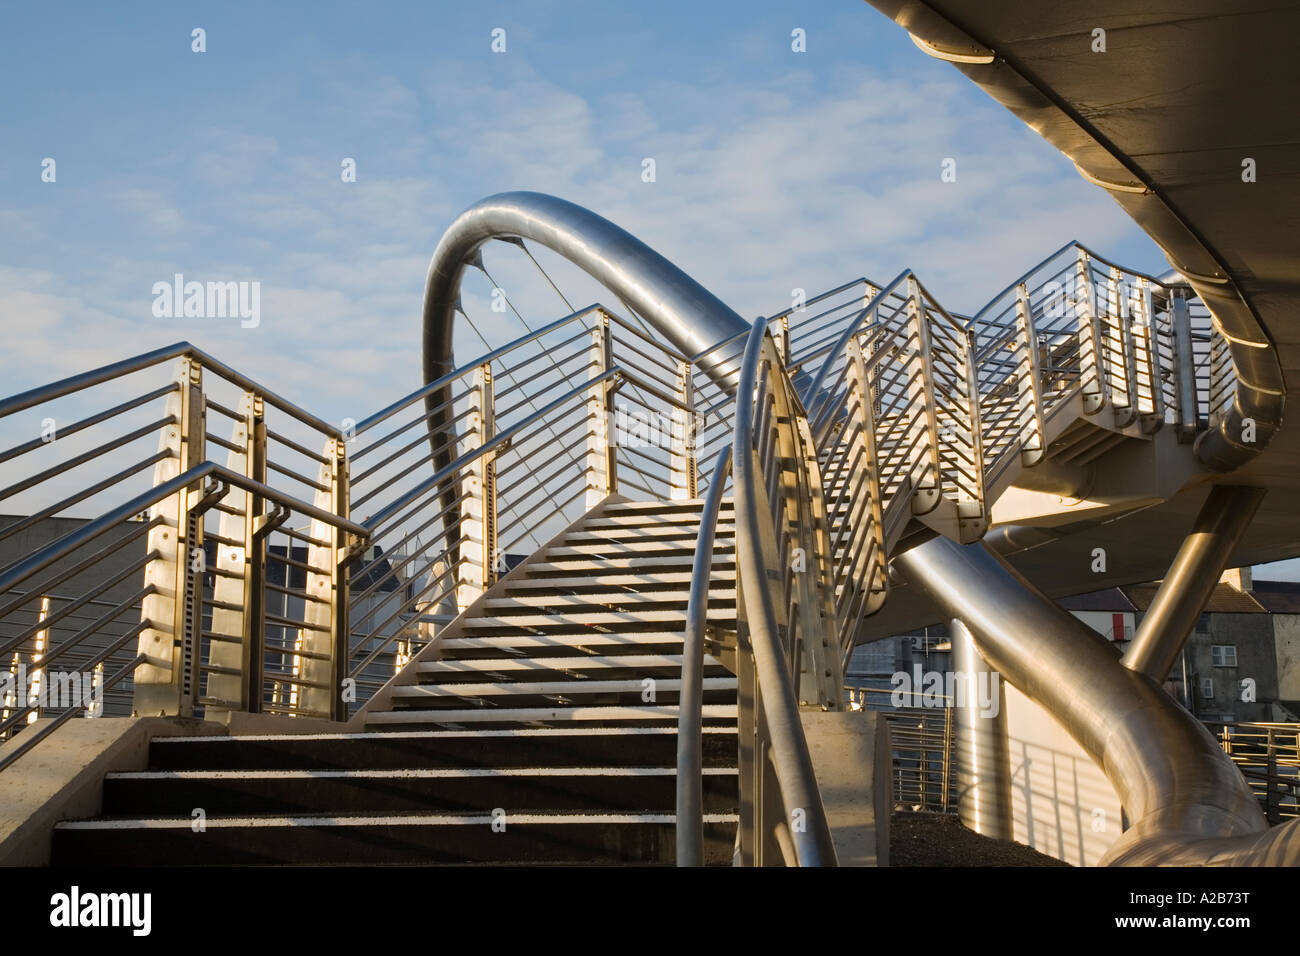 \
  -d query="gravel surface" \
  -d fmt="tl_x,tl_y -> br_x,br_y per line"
890,811 -> 1071,866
